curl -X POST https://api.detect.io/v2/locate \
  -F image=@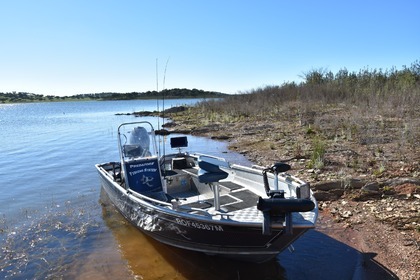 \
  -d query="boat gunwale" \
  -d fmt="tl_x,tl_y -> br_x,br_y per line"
96,162 -> 317,229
